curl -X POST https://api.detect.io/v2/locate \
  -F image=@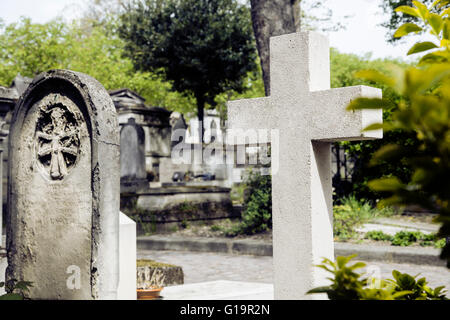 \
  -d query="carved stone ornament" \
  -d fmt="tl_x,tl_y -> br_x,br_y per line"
34,94 -> 82,180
